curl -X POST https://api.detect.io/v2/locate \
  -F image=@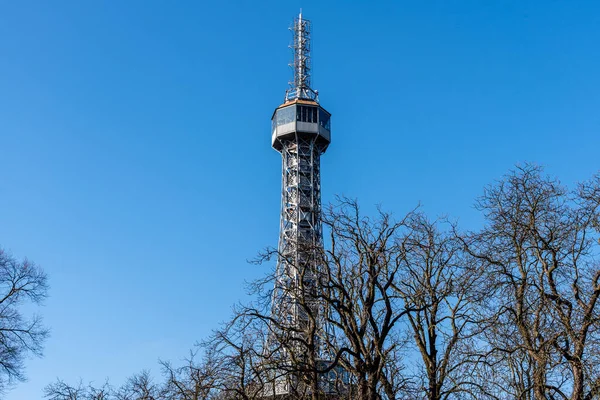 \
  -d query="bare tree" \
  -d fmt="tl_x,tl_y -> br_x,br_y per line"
204,315 -> 271,400
160,349 -> 220,400
0,248 -> 49,392
114,370 -> 161,400
44,379 -> 112,400
239,198 -> 417,400
44,379 -> 87,400
464,164 -> 600,400
318,198 -> 414,400
394,214 -> 486,400
45,371 -> 163,400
